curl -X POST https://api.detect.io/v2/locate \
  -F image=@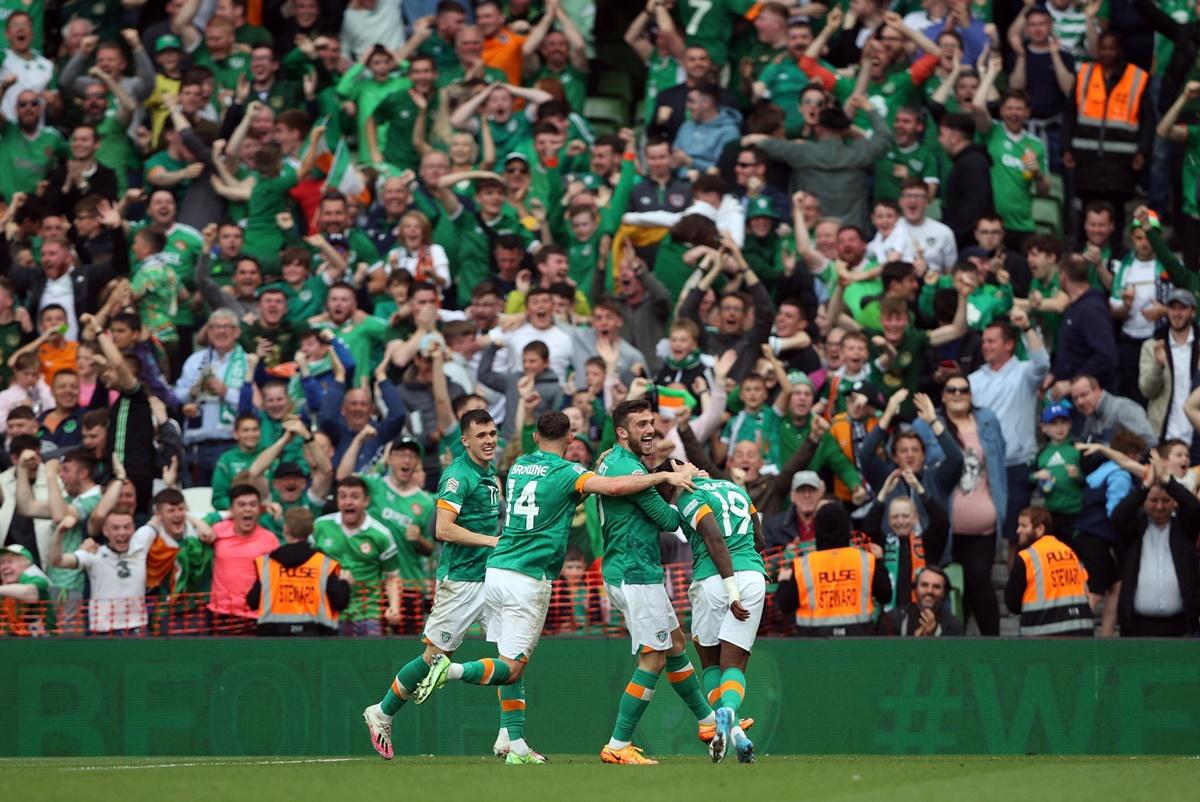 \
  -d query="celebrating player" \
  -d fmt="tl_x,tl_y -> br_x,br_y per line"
412,411 -> 699,764
657,459 -> 767,764
363,410 -> 544,762
595,399 -> 732,765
